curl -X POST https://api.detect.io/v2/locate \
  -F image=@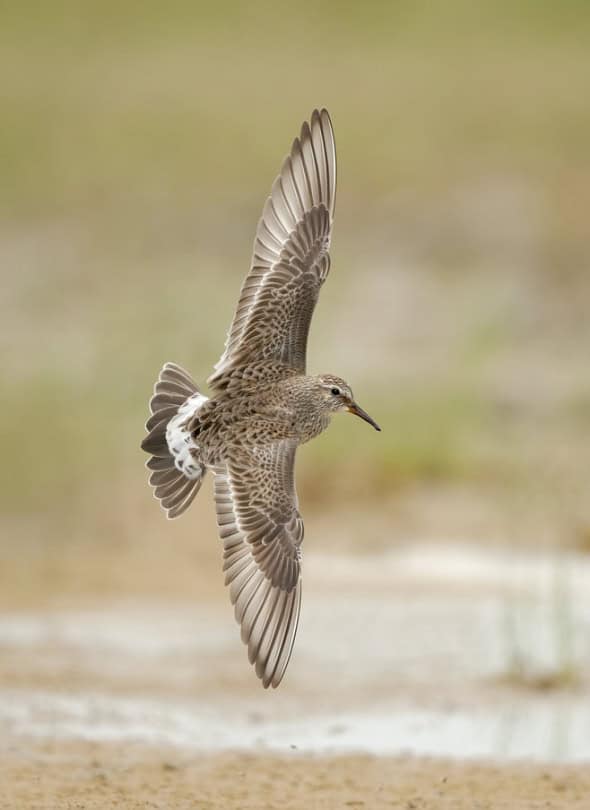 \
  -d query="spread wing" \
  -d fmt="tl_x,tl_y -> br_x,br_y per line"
213,441 -> 303,688
208,108 -> 336,390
